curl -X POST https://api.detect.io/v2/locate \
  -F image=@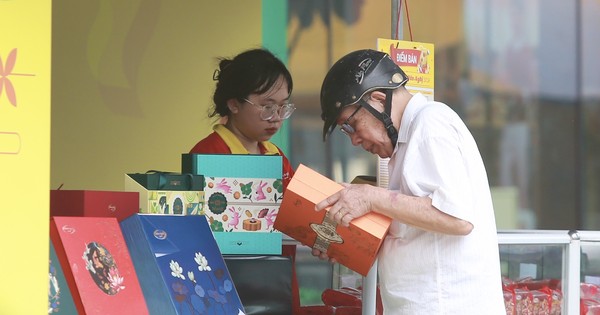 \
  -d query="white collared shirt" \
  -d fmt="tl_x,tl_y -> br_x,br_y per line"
378,93 -> 505,314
